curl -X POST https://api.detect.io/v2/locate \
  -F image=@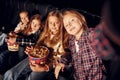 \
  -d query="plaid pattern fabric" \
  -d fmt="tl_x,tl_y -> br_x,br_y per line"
60,51 -> 72,65
92,23 -> 115,60
16,30 -> 42,46
16,38 -> 35,46
69,28 -> 105,80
